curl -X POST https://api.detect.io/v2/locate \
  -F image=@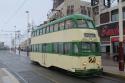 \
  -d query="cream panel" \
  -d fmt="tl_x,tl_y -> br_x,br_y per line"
31,29 -> 100,44
30,52 -> 102,72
